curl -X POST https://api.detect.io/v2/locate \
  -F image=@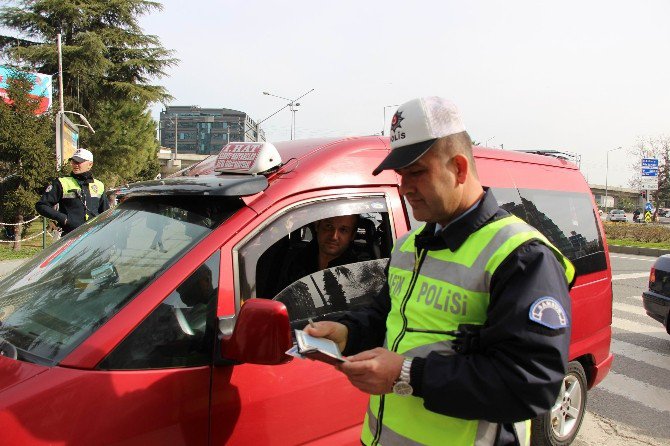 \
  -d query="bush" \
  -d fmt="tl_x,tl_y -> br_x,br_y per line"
603,221 -> 670,243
